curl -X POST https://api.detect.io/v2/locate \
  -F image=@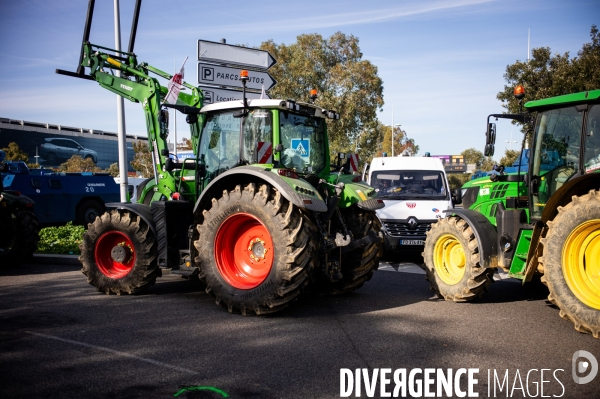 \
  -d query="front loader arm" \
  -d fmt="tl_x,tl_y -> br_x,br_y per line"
79,42 -> 204,201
